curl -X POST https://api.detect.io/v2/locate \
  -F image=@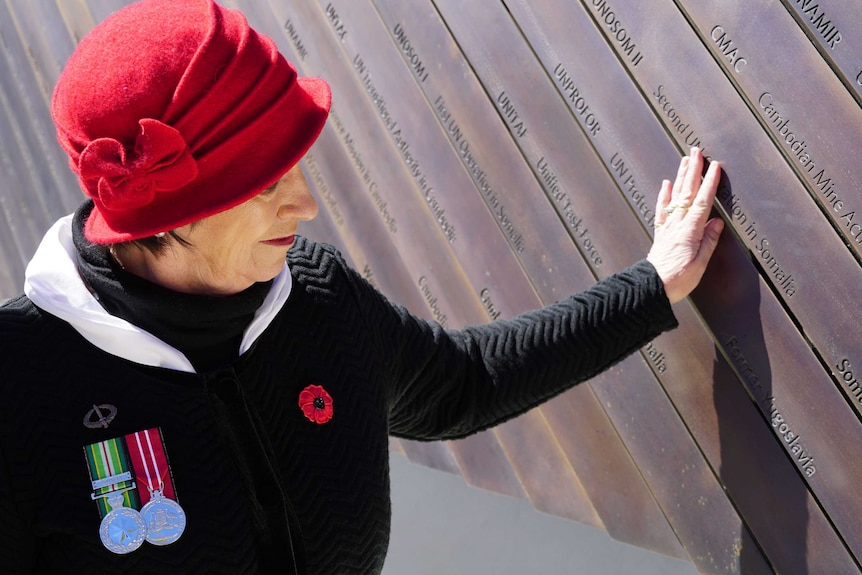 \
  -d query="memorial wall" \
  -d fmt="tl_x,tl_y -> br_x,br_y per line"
1,1 -> 860,573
